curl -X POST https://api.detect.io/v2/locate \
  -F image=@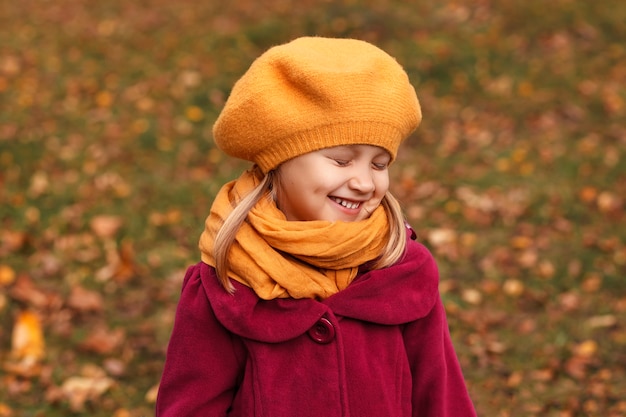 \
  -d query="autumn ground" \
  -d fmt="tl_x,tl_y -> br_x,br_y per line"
1,0 -> 625,415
